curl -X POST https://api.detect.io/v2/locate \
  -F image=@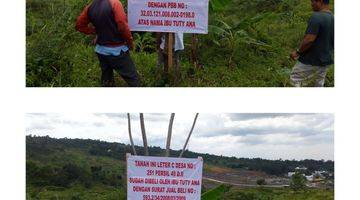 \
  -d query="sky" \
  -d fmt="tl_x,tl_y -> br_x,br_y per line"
25,113 -> 334,161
